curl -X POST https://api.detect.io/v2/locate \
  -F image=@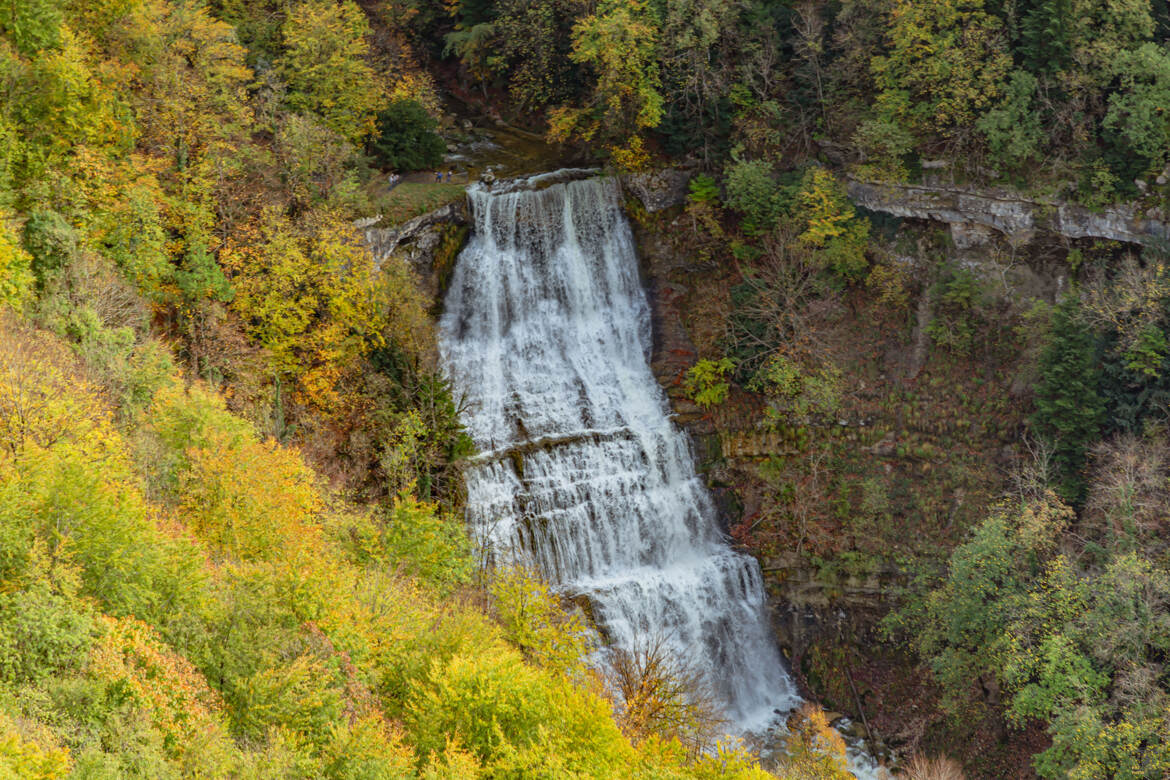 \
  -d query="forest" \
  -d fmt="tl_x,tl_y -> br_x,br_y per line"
2,0 -> 1170,777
